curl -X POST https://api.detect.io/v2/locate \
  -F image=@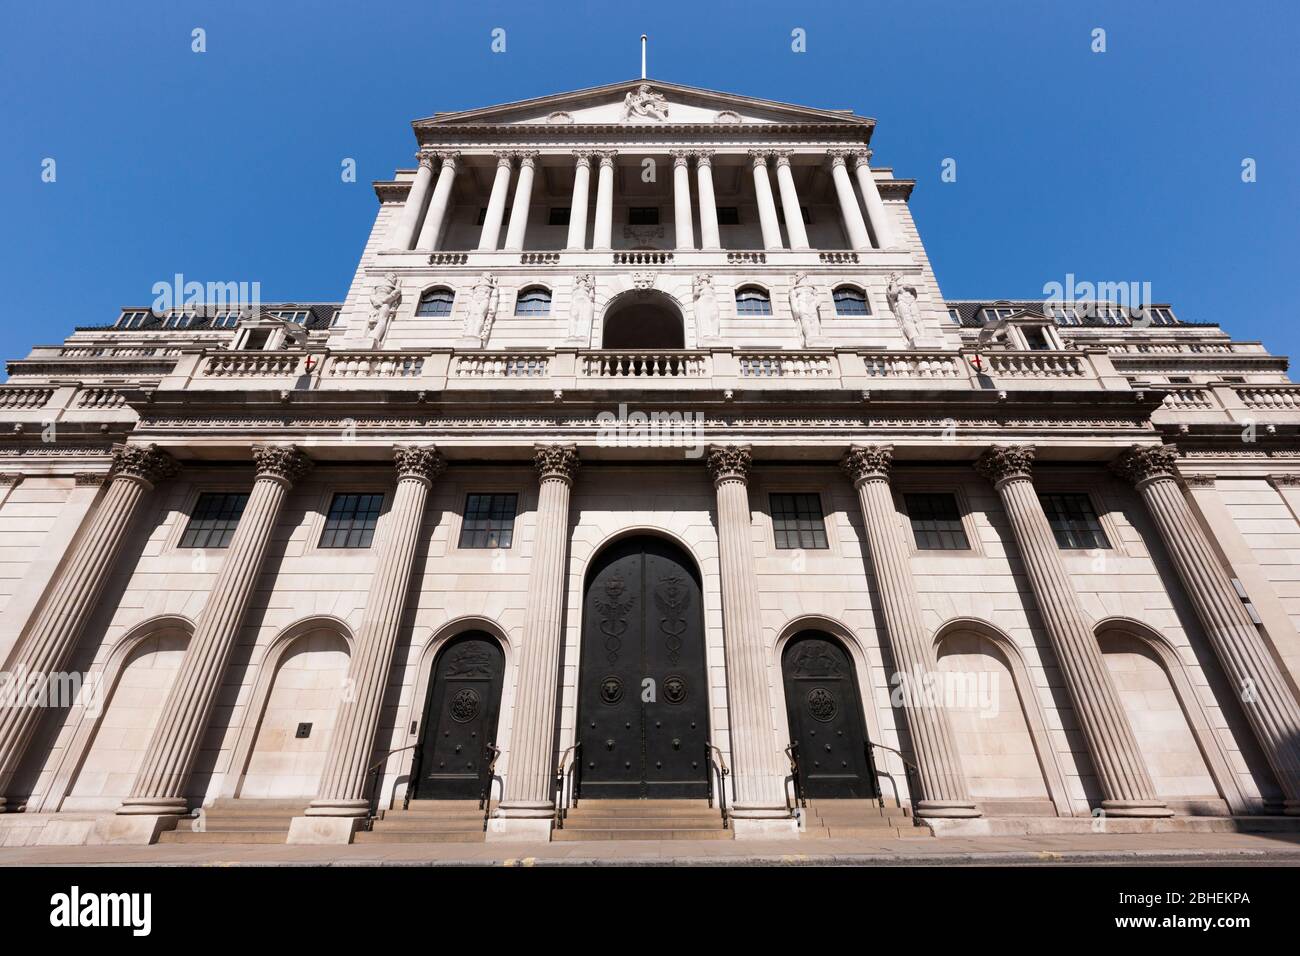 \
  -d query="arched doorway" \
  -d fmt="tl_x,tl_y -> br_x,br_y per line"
578,536 -> 709,798
601,291 -> 685,349
781,632 -> 876,798
411,632 -> 505,800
